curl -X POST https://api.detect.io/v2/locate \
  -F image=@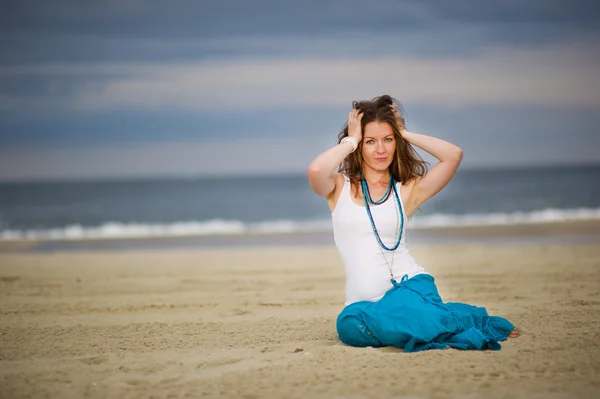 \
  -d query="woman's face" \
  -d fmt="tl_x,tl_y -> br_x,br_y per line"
361,121 -> 396,173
